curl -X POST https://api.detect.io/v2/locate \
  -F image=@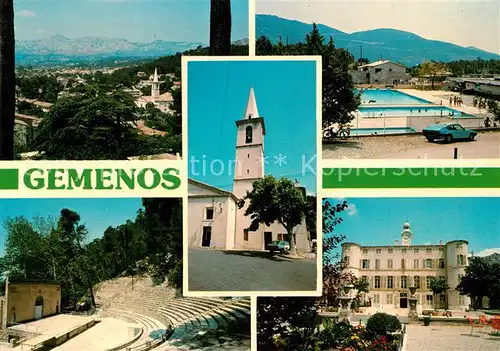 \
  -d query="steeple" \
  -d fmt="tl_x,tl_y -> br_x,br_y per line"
151,67 -> 160,98
244,87 -> 260,119
401,221 -> 412,246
